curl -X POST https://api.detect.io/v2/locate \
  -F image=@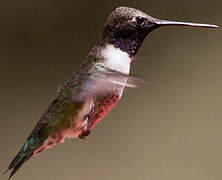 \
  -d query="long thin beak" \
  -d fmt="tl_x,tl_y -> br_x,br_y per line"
155,19 -> 218,28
